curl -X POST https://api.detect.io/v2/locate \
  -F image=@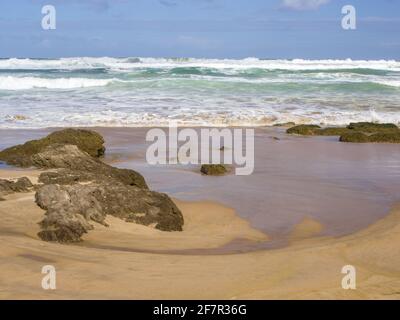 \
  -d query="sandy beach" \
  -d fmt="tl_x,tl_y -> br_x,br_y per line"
0,170 -> 399,299
1,0 -> 400,304
0,127 -> 399,299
